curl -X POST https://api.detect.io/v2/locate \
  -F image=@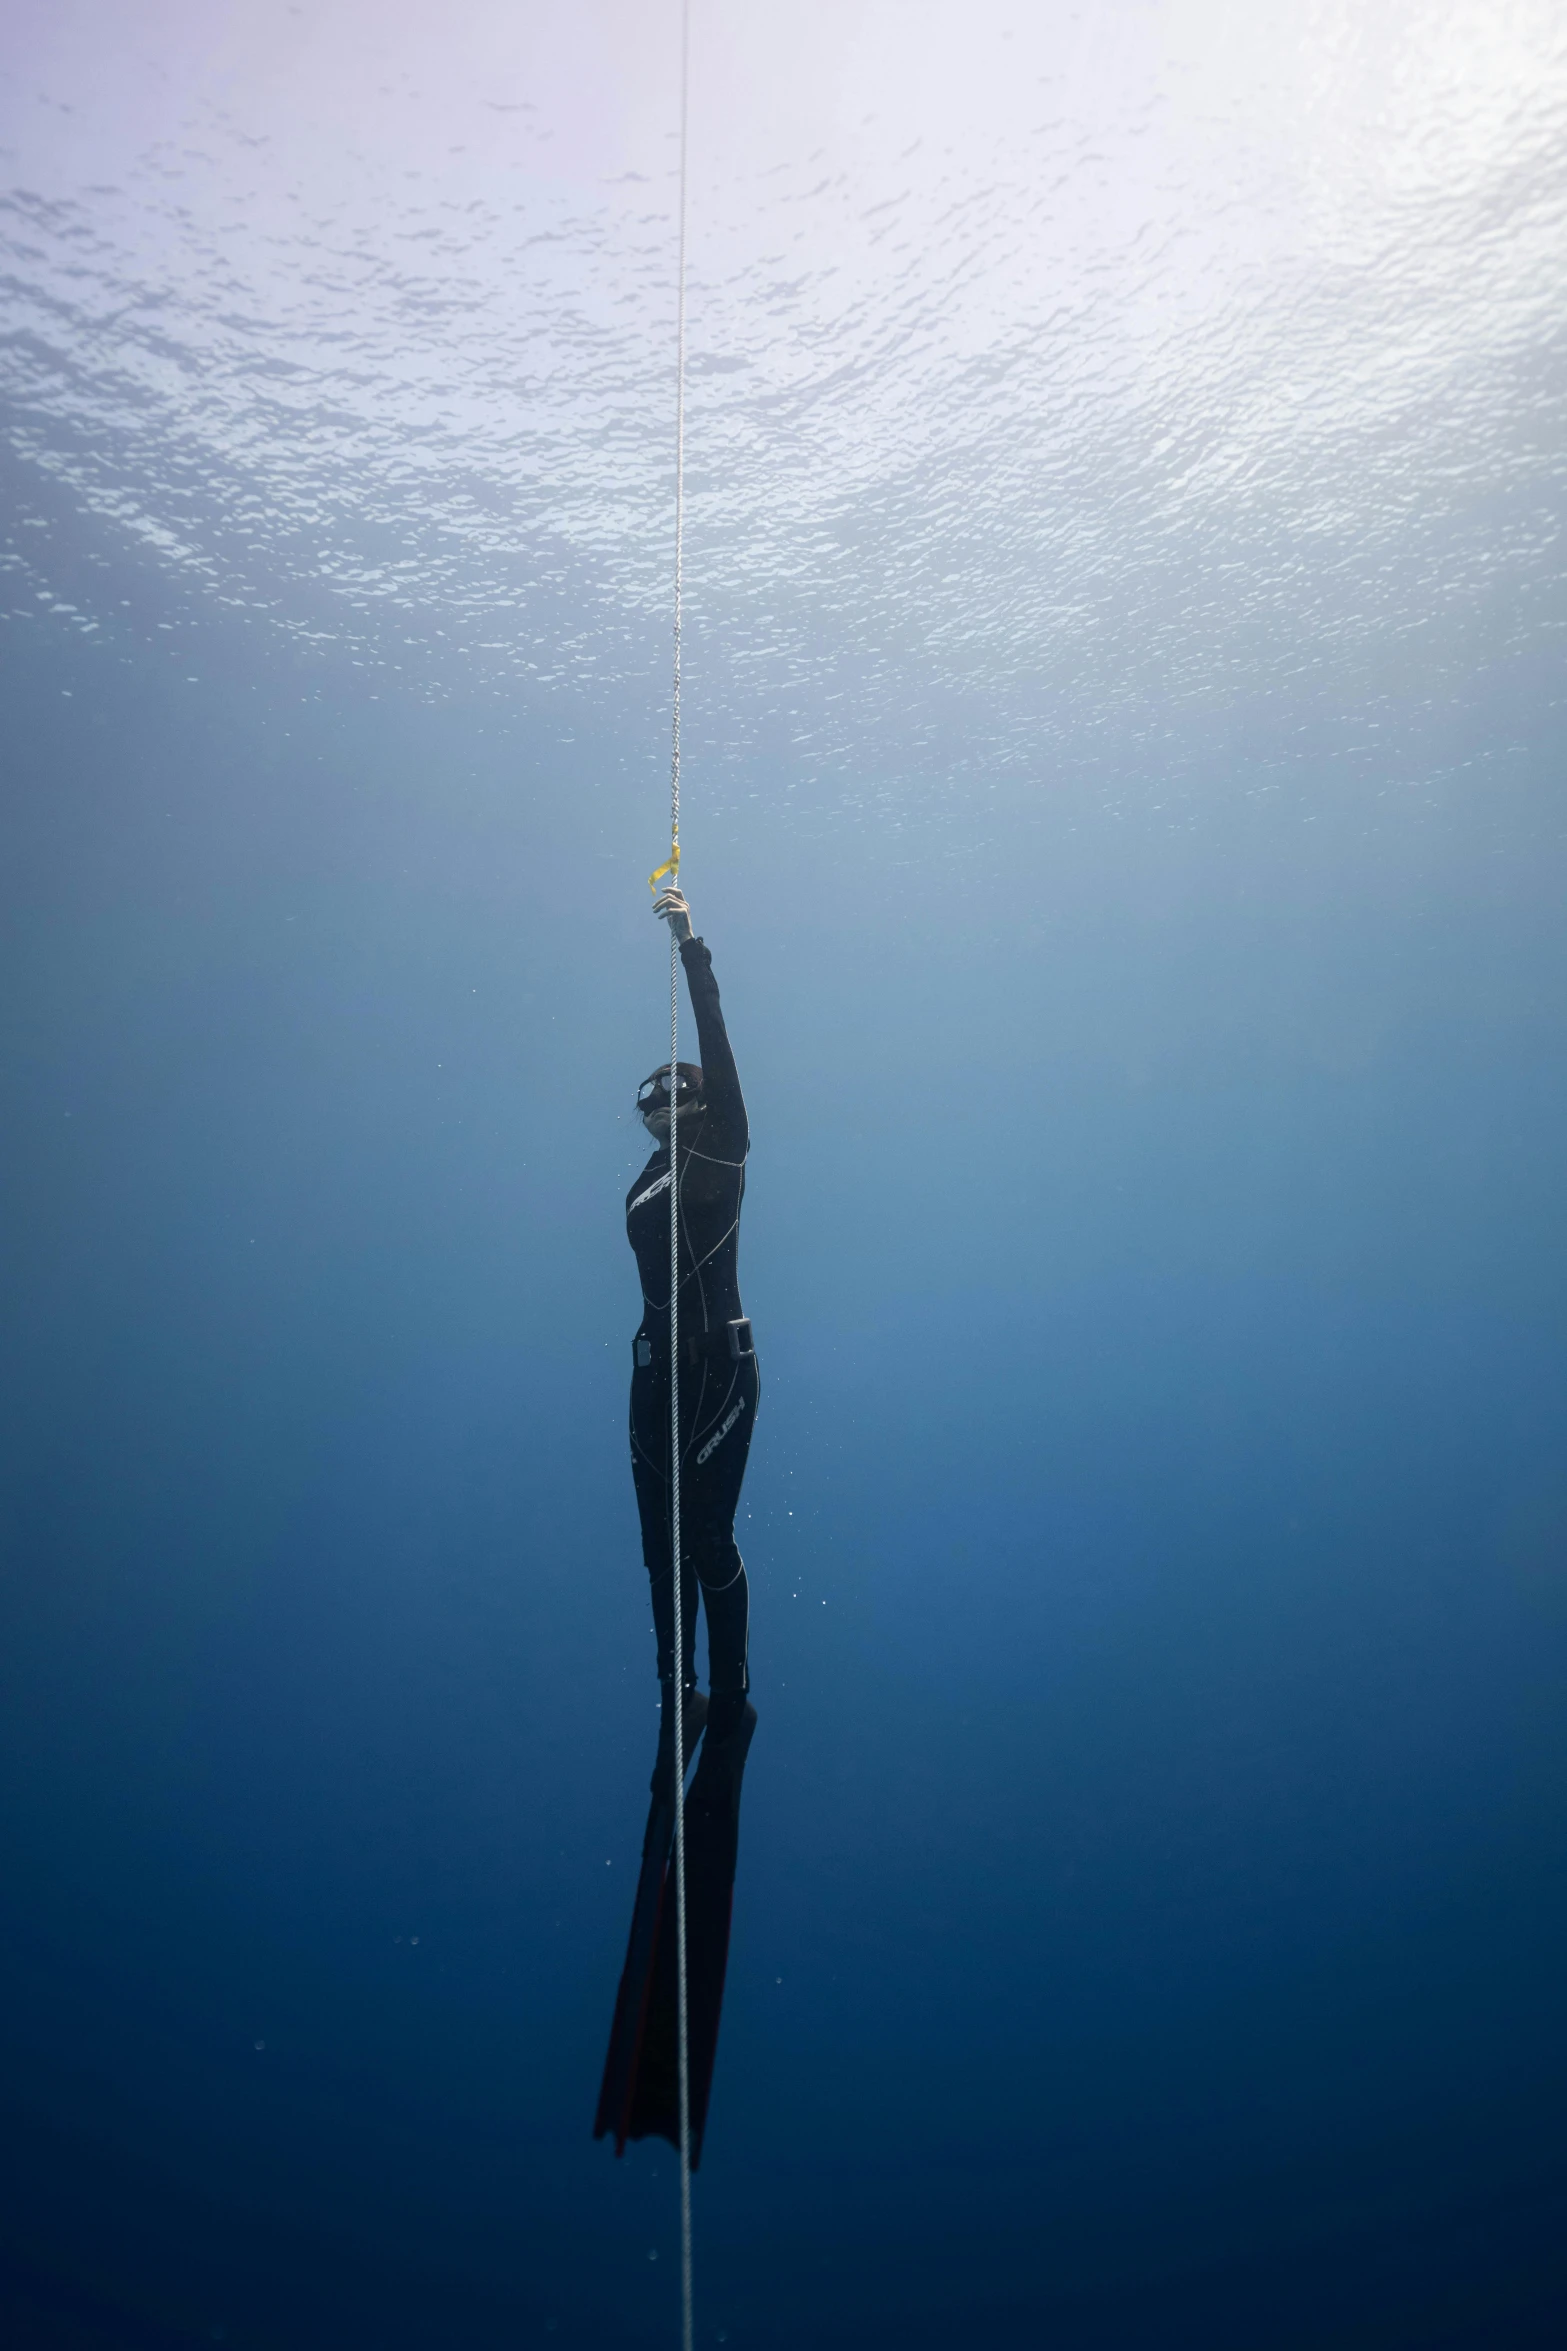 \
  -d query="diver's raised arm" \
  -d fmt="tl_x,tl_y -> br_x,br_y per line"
653,887 -> 746,1153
